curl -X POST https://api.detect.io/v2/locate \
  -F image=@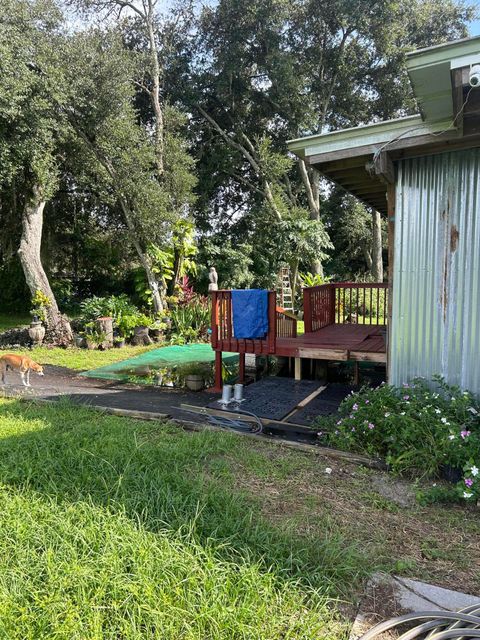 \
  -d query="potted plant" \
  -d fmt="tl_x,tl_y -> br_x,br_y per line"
180,363 -> 209,391
149,315 -> 168,342
81,323 -> 106,350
